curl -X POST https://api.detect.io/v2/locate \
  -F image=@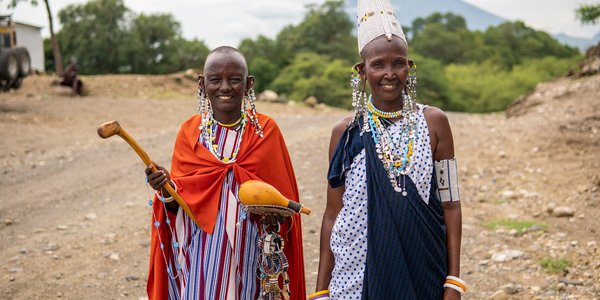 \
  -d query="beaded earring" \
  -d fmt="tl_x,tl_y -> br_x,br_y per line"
407,62 -> 417,100
197,87 -> 212,134
350,67 -> 368,131
197,87 -> 206,113
245,88 -> 264,137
